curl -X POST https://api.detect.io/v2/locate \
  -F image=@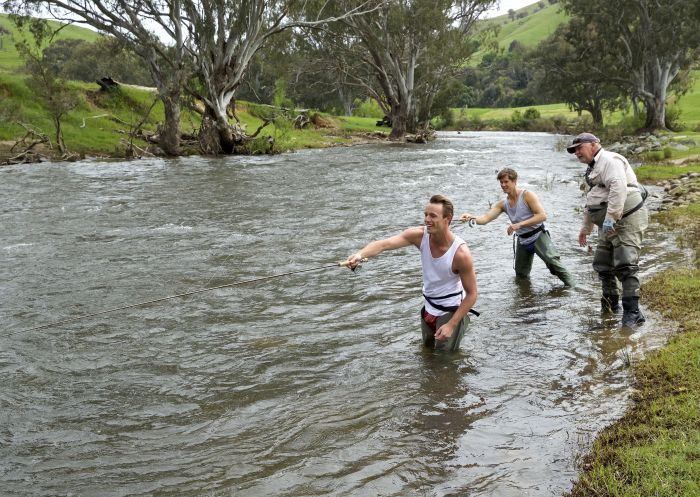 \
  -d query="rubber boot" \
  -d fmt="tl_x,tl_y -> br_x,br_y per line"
621,297 -> 646,327
601,294 -> 620,313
